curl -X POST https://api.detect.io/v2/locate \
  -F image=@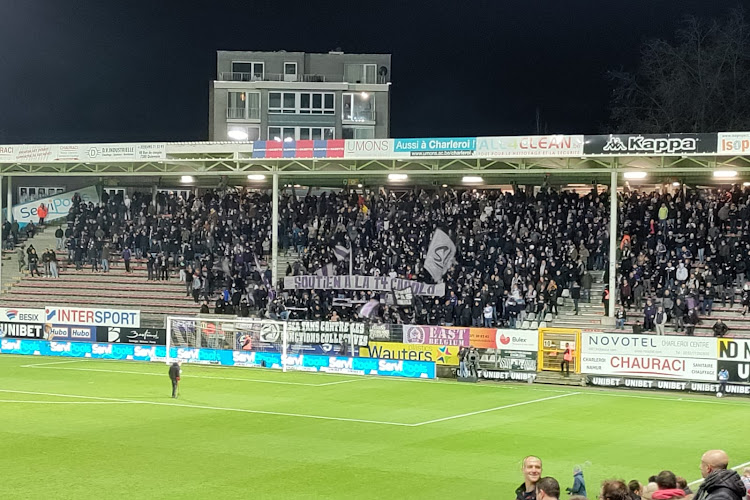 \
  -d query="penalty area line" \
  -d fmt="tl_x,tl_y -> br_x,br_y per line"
0,389 -> 413,427
20,359 -> 85,368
